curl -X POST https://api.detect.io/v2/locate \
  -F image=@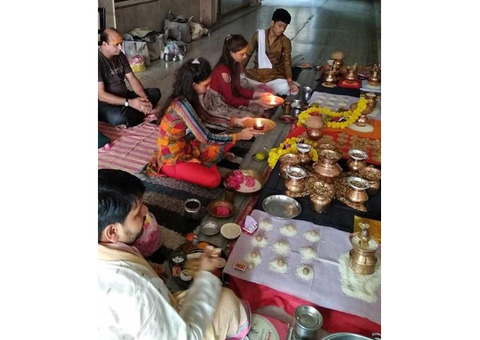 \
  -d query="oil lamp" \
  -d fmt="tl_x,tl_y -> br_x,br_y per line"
254,119 -> 265,130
